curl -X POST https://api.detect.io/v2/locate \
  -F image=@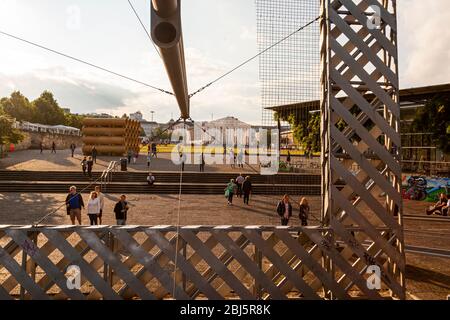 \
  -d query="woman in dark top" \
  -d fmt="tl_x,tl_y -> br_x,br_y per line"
299,197 -> 309,226
276,194 -> 292,226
